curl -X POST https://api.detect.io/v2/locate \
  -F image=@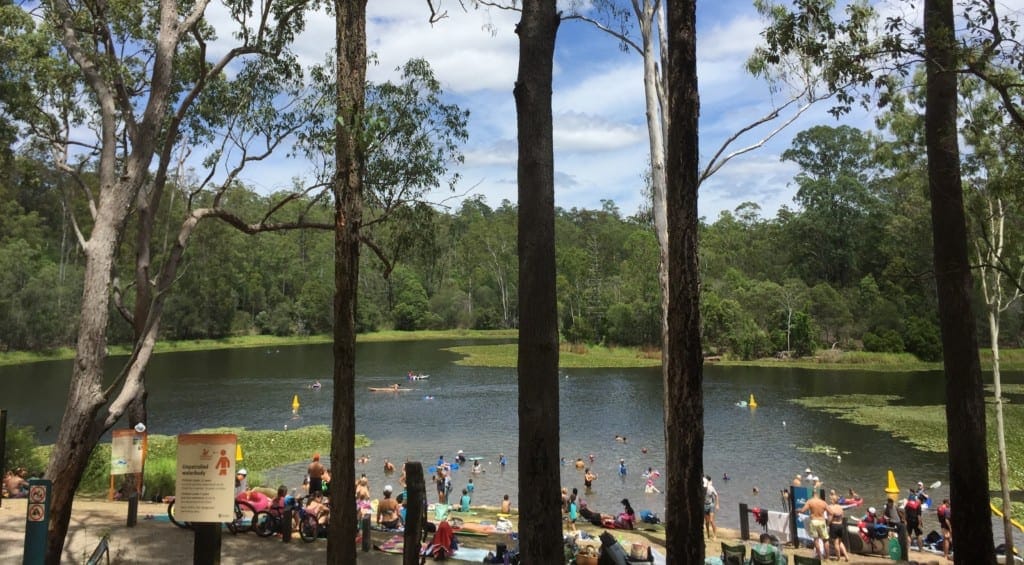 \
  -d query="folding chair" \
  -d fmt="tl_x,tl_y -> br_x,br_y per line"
793,555 -> 822,565
721,542 -> 746,565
